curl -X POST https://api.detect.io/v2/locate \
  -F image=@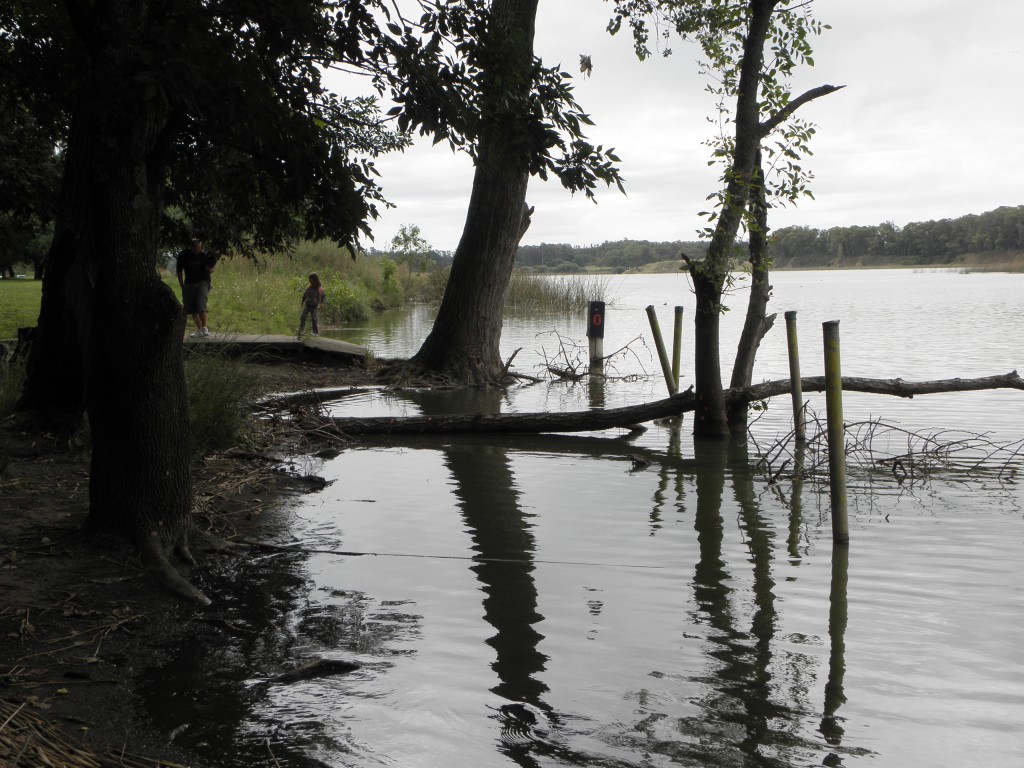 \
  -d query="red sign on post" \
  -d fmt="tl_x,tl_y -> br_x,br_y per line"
587,301 -> 605,339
